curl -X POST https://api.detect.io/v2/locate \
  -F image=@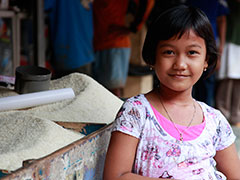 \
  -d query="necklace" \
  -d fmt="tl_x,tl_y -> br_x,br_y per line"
158,94 -> 196,142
